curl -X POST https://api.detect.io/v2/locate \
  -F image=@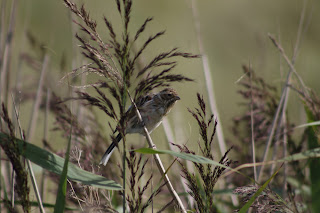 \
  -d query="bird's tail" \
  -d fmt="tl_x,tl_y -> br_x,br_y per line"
99,133 -> 122,166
